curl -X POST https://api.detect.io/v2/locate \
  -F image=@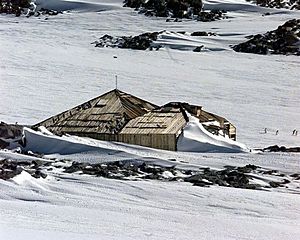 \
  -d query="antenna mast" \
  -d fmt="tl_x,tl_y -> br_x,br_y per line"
115,75 -> 118,90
